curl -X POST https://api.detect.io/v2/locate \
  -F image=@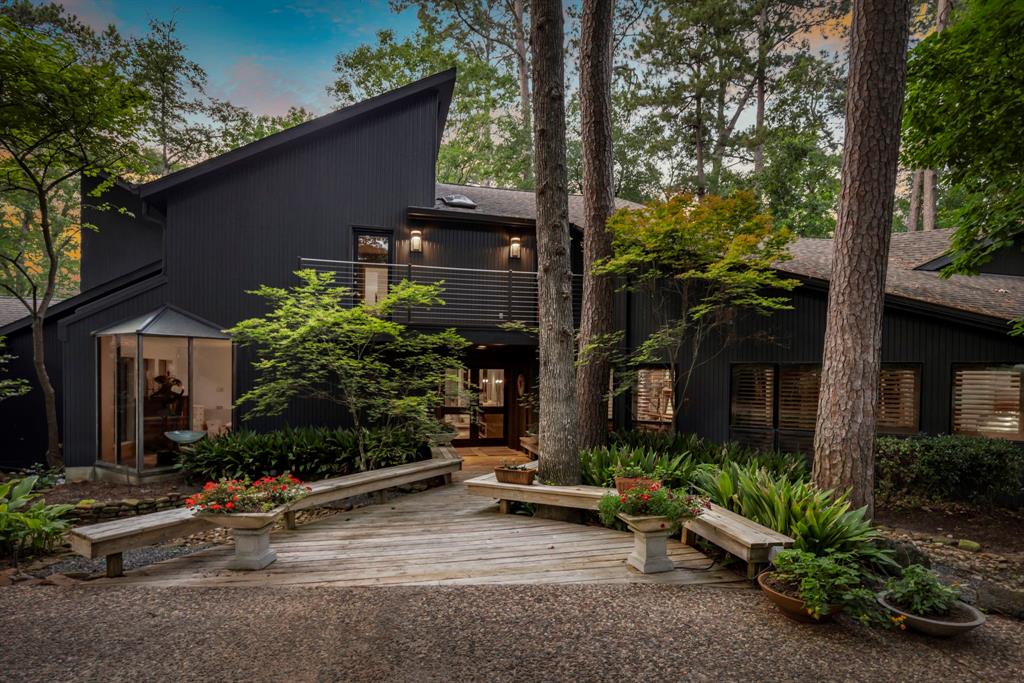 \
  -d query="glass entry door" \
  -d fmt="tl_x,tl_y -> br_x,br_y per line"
354,230 -> 391,305
440,368 -> 507,444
